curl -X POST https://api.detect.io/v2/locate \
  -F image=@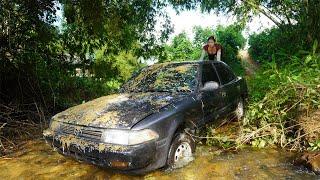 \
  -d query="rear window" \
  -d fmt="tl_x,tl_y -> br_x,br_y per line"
201,63 -> 220,85
214,63 -> 236,85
